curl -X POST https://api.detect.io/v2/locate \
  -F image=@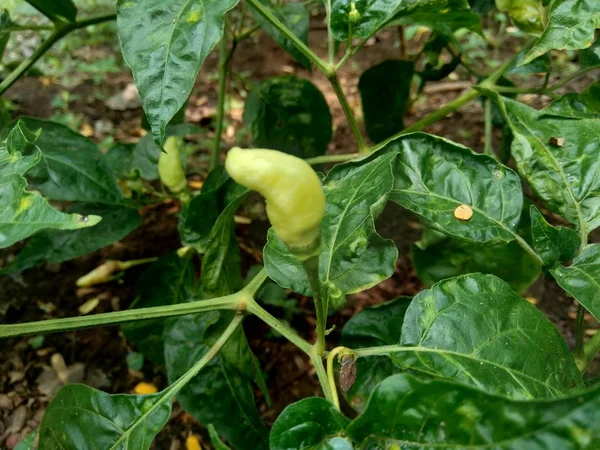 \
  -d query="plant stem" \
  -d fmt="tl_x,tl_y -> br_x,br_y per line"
583,328 -> 600,371
484,99 -> 493,157
328,73 -> 368,153
244,267 -> 268,296
550,66 -> 600,91
325,0 -> 335,66
244,0 -> 330,74
0,13 -> 116,95
0,295 -> 241,339
212,24 -> 232,170
575,304 -> 586,364
370,53 -> 519,153
0,25 -> 54,34
305,153 -> 360,165
246,297 -> 313,354
493,85 -> 558,99
111,314 -> 243,447
311,348 -> 334,403
301,255 -> 327,356
326,346 -> 350,410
